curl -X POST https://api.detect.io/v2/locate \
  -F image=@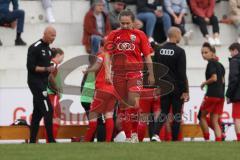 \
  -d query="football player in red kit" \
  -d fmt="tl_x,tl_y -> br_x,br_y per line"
104,10 -> 155,142
84,50 -> 118,142
46,48 -> 64,142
